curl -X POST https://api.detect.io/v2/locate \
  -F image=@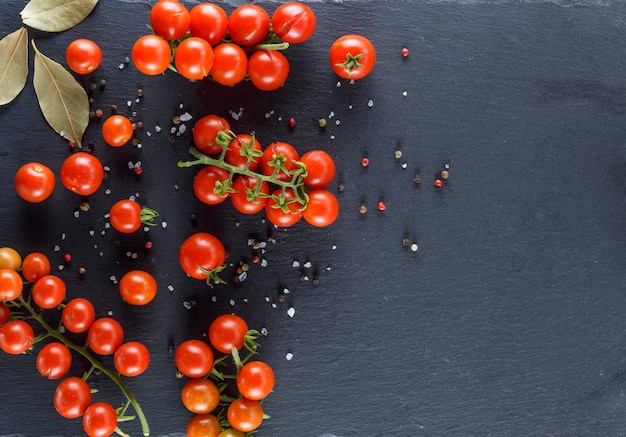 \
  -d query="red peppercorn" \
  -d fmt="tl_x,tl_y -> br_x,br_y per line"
145,241 -> 153,249
401,47 -> 409,57
288,117 -> 296,128
434,179 -> 443,187
63,254 -> 72,263
95,109 -> 103,118
361,157 -> 369,167
377,201 -> 387,211
133,166 -> 143,175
